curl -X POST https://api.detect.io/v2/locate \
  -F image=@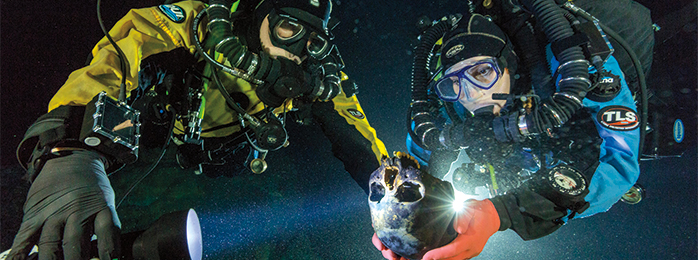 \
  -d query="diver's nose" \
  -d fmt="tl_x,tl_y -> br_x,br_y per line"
462,85 -> 484,101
